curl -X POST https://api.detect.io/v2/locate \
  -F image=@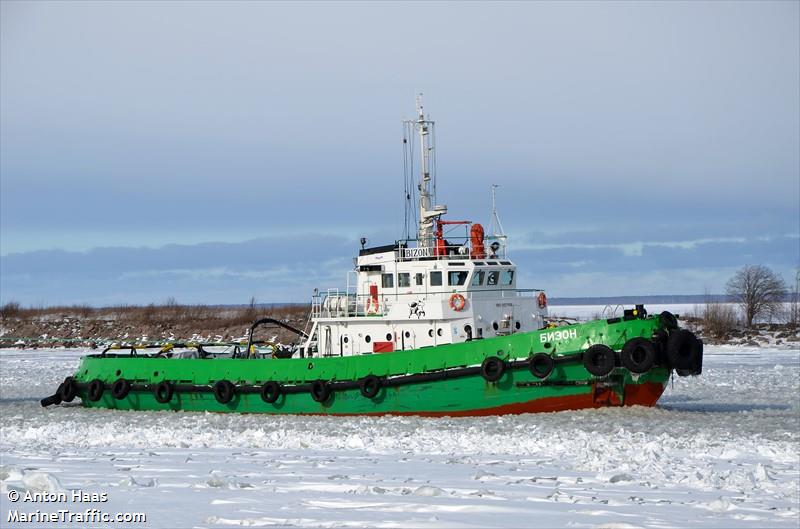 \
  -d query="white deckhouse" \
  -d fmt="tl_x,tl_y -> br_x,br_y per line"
300,98 -> 547,357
